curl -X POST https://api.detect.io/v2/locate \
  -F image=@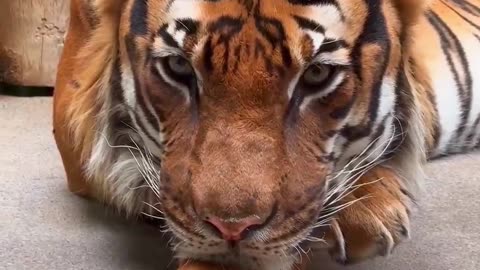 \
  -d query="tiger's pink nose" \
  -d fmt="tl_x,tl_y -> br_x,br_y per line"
205,216 -> 263,241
